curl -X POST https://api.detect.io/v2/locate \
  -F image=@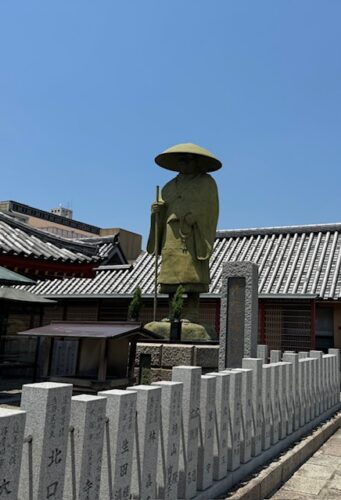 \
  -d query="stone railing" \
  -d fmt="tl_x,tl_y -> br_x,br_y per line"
1,348 -> 340,500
